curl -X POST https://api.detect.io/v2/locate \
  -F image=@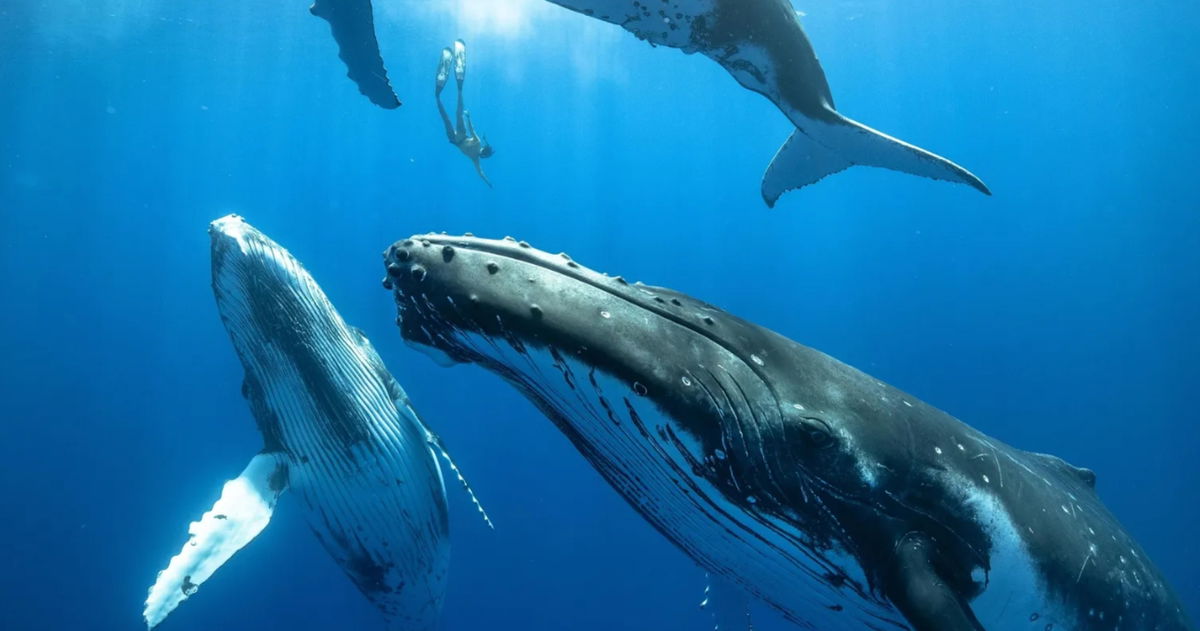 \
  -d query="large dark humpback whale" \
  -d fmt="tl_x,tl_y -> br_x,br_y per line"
381,233 -> 1193,631
144,216 -> 487,630
545,0 -> 990,206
